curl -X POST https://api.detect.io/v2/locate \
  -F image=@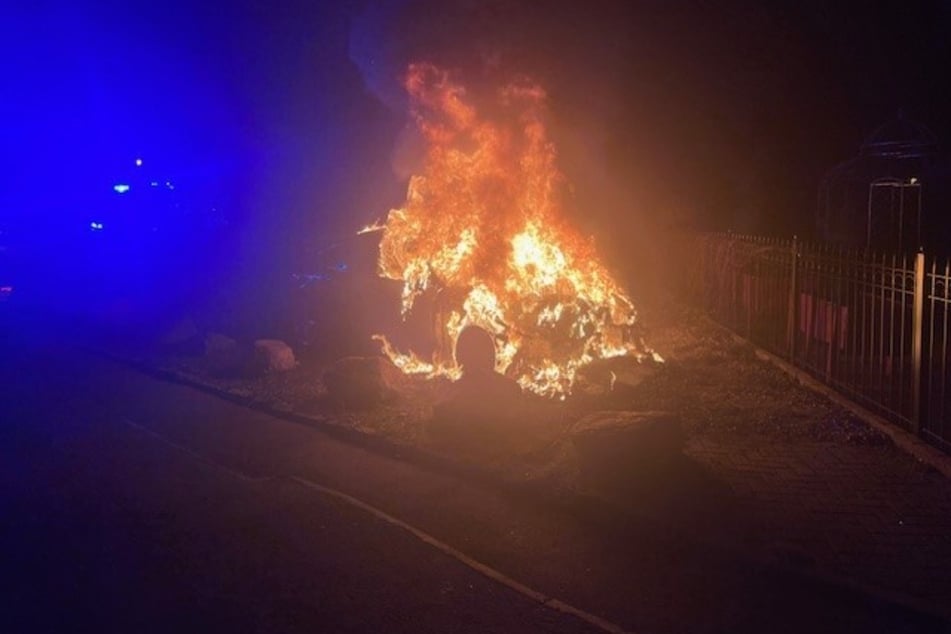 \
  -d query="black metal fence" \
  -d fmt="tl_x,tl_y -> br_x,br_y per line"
688,233 -> 951,452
